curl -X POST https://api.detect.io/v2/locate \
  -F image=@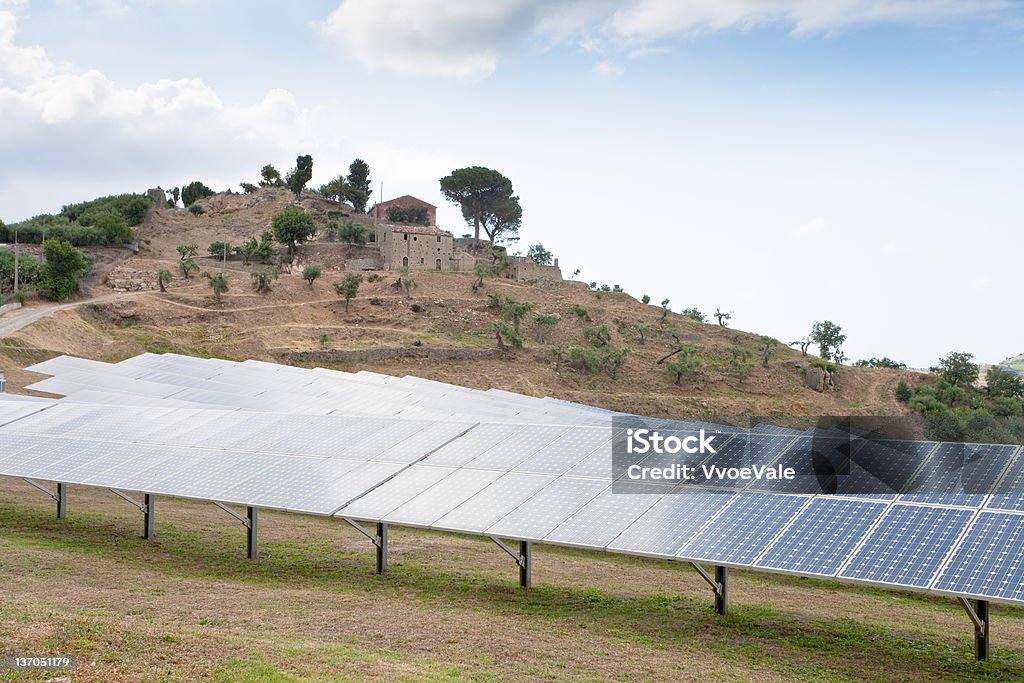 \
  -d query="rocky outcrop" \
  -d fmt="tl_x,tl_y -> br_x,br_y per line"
802,364 -> 836,392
